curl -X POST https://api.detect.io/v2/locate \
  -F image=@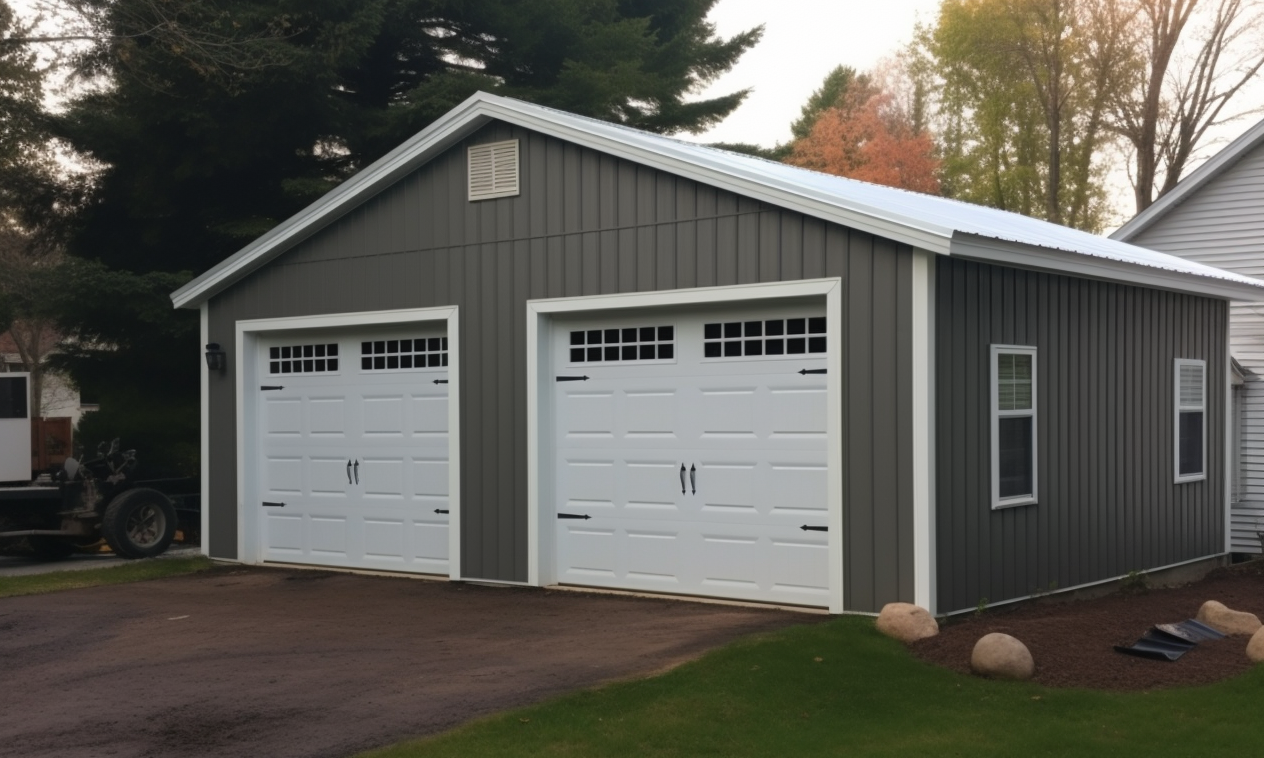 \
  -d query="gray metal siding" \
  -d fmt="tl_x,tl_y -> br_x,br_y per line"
934,258 -> 1227,613
206,121 -> 916,612
1124,143 -> 1264,552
